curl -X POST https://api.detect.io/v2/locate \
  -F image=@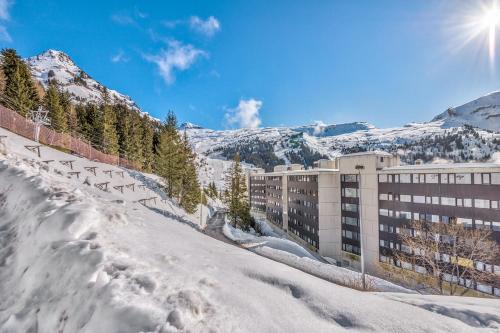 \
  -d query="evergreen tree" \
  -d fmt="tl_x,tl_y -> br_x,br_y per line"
59,90 -> 77,133
207,181 -> 218,198
179,130 -> 201,213
100,90 -> 119,154
141,118 -> 154,172
155,111 -> 183,198
224,154 -> 253,230
0,48 -> 40,116
115,103 -> 132,157
44,83 -> 67,132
